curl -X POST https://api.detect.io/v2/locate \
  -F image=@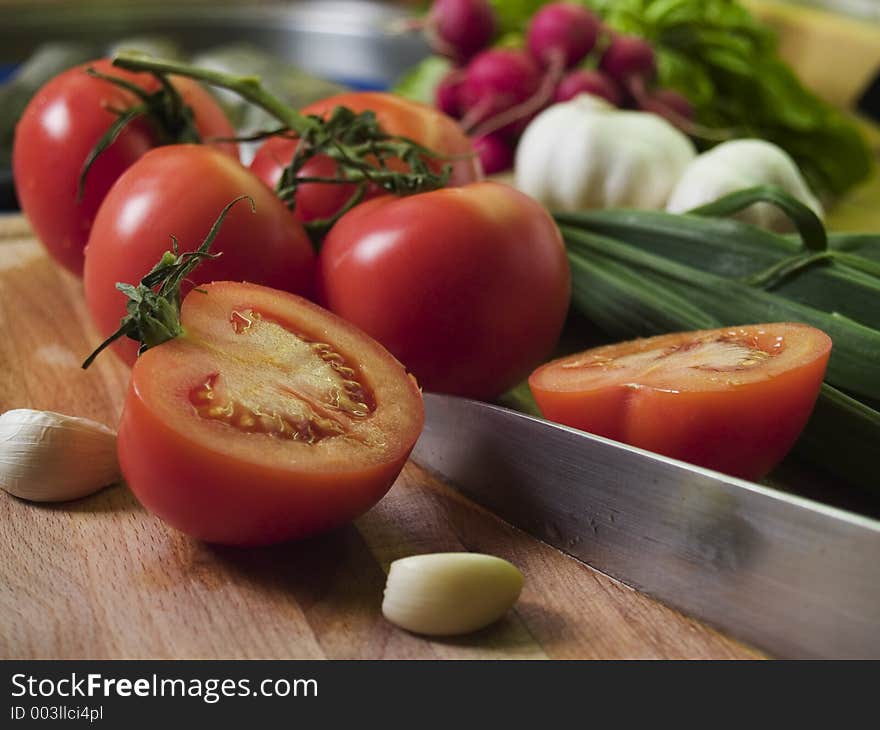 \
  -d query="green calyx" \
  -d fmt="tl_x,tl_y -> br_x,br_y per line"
81,196 -> 254,369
